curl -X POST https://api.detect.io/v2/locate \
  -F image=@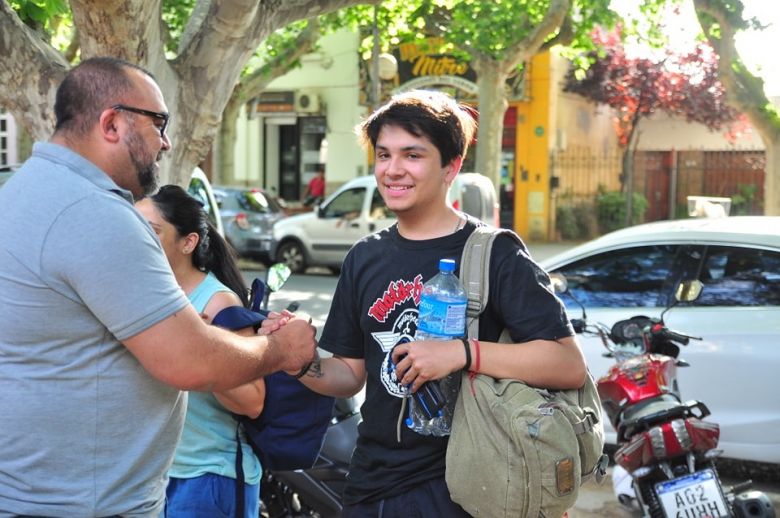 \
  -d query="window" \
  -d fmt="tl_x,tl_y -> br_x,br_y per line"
0,109 -> 9,166
239,190 -> 282,214
696,246 -> 780,306
369,188 -> 393,220
322,187 -> 364,219
554,245 -> 679,308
